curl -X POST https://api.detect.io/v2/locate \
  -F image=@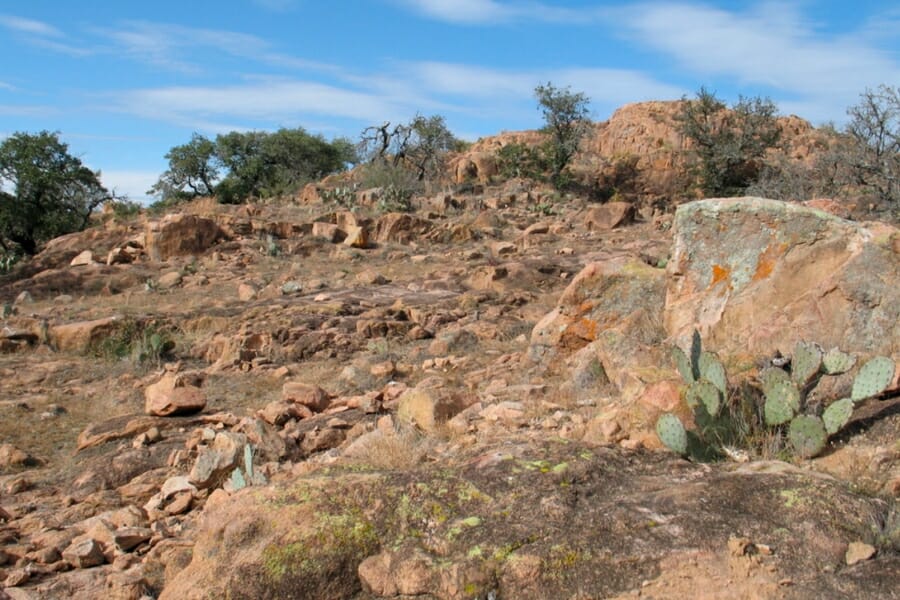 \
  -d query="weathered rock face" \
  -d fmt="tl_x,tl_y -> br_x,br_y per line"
145,214 -> 224,260
664,197 -> 900,360
529,256 -> 667,368
49,316 -> 123,353
159,443 -> 898,600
